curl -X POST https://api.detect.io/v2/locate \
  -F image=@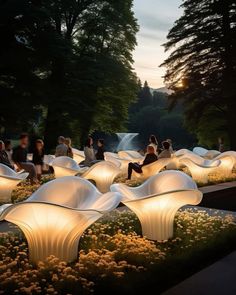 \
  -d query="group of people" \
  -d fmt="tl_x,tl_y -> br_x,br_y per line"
0,132 -> 173,184
0,134 -> 44,184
